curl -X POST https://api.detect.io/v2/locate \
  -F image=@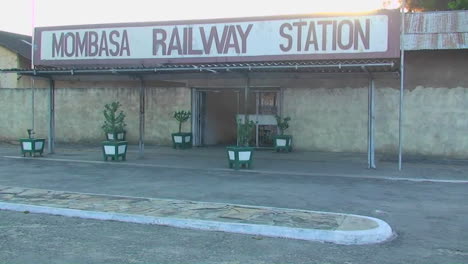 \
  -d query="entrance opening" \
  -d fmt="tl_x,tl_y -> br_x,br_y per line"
192,88 -> 280,148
